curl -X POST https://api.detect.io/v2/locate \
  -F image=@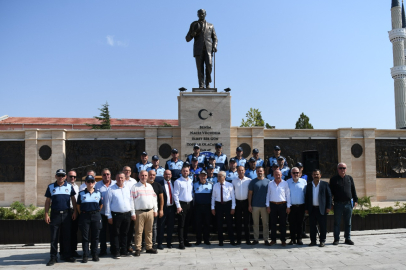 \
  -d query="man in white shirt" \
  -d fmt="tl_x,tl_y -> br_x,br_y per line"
212,171 -> 236,246
105,172 -> 134,259
131,170 -> 158,256
122,165 -> 137,253
232,166 -> 252,245
173,165 -> 194,249
266,170 -> 291,246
